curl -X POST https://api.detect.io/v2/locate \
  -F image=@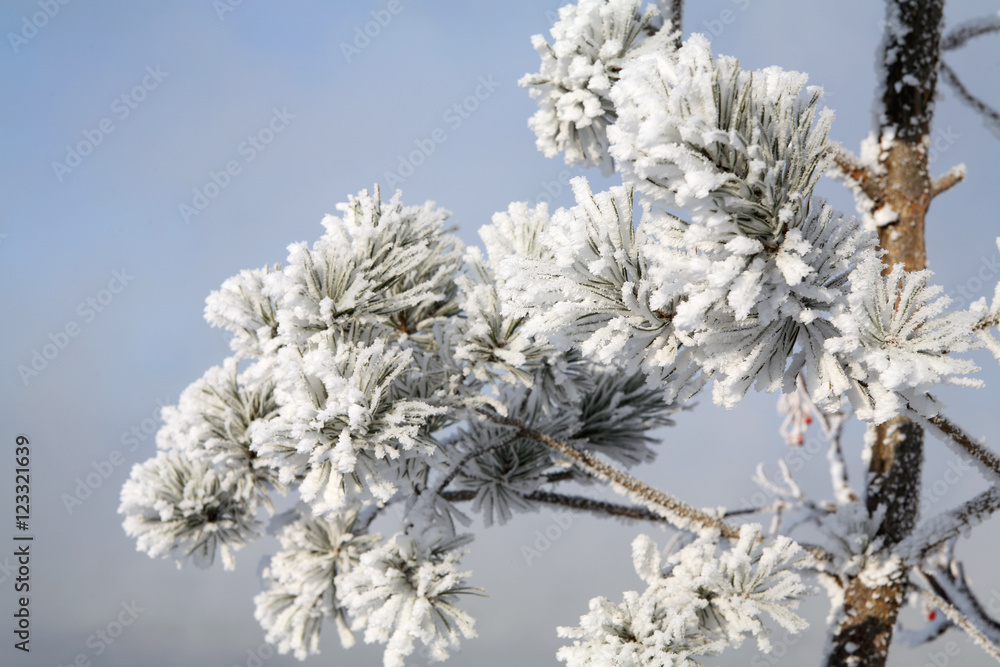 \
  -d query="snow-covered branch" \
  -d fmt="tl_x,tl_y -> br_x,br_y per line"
941,13 -> 1000,51
477,406 -> 741,539
916,568 -> 1000,661
896,486 -> 1000,564
831,148 -> 881,204
930,164 -> 966,199
910,409 -> 1000,483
